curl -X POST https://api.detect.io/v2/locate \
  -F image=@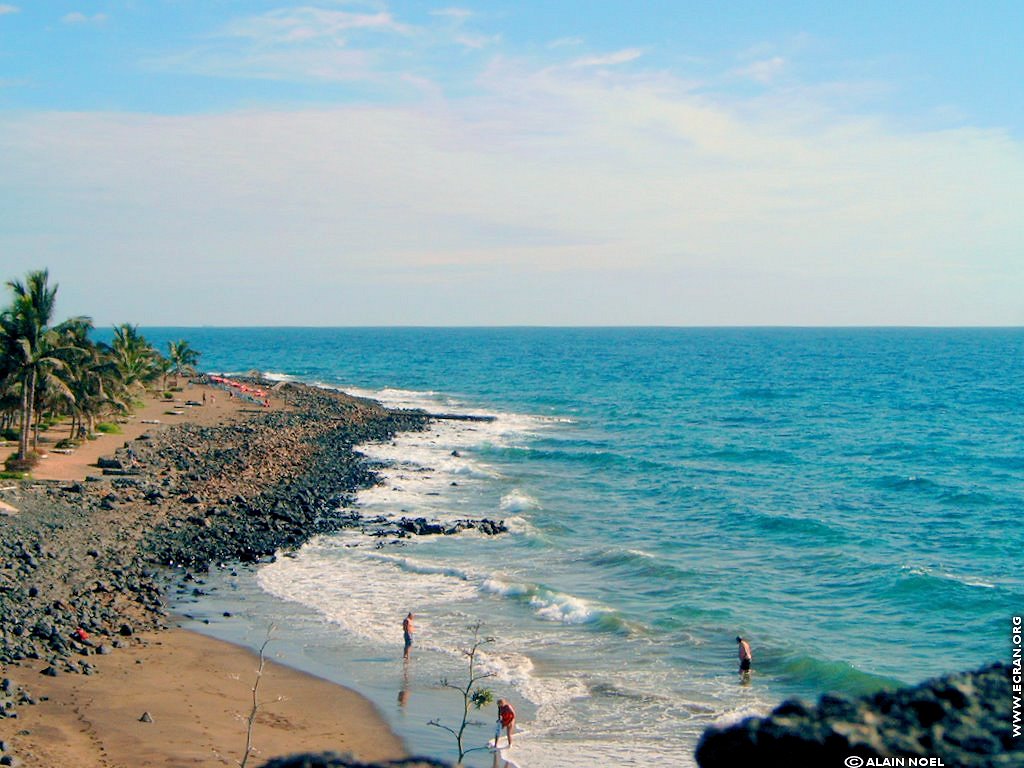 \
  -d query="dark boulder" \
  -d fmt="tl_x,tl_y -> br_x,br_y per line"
260,755 -> 450,768
695,663 -> 1021,768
